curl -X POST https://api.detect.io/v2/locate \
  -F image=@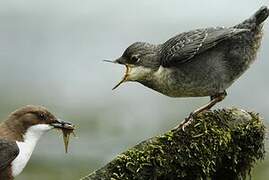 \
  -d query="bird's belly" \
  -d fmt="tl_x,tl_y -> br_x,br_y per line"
147,66 -> 230,97
156,83 -> 219,98
151,78 -> 224,98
